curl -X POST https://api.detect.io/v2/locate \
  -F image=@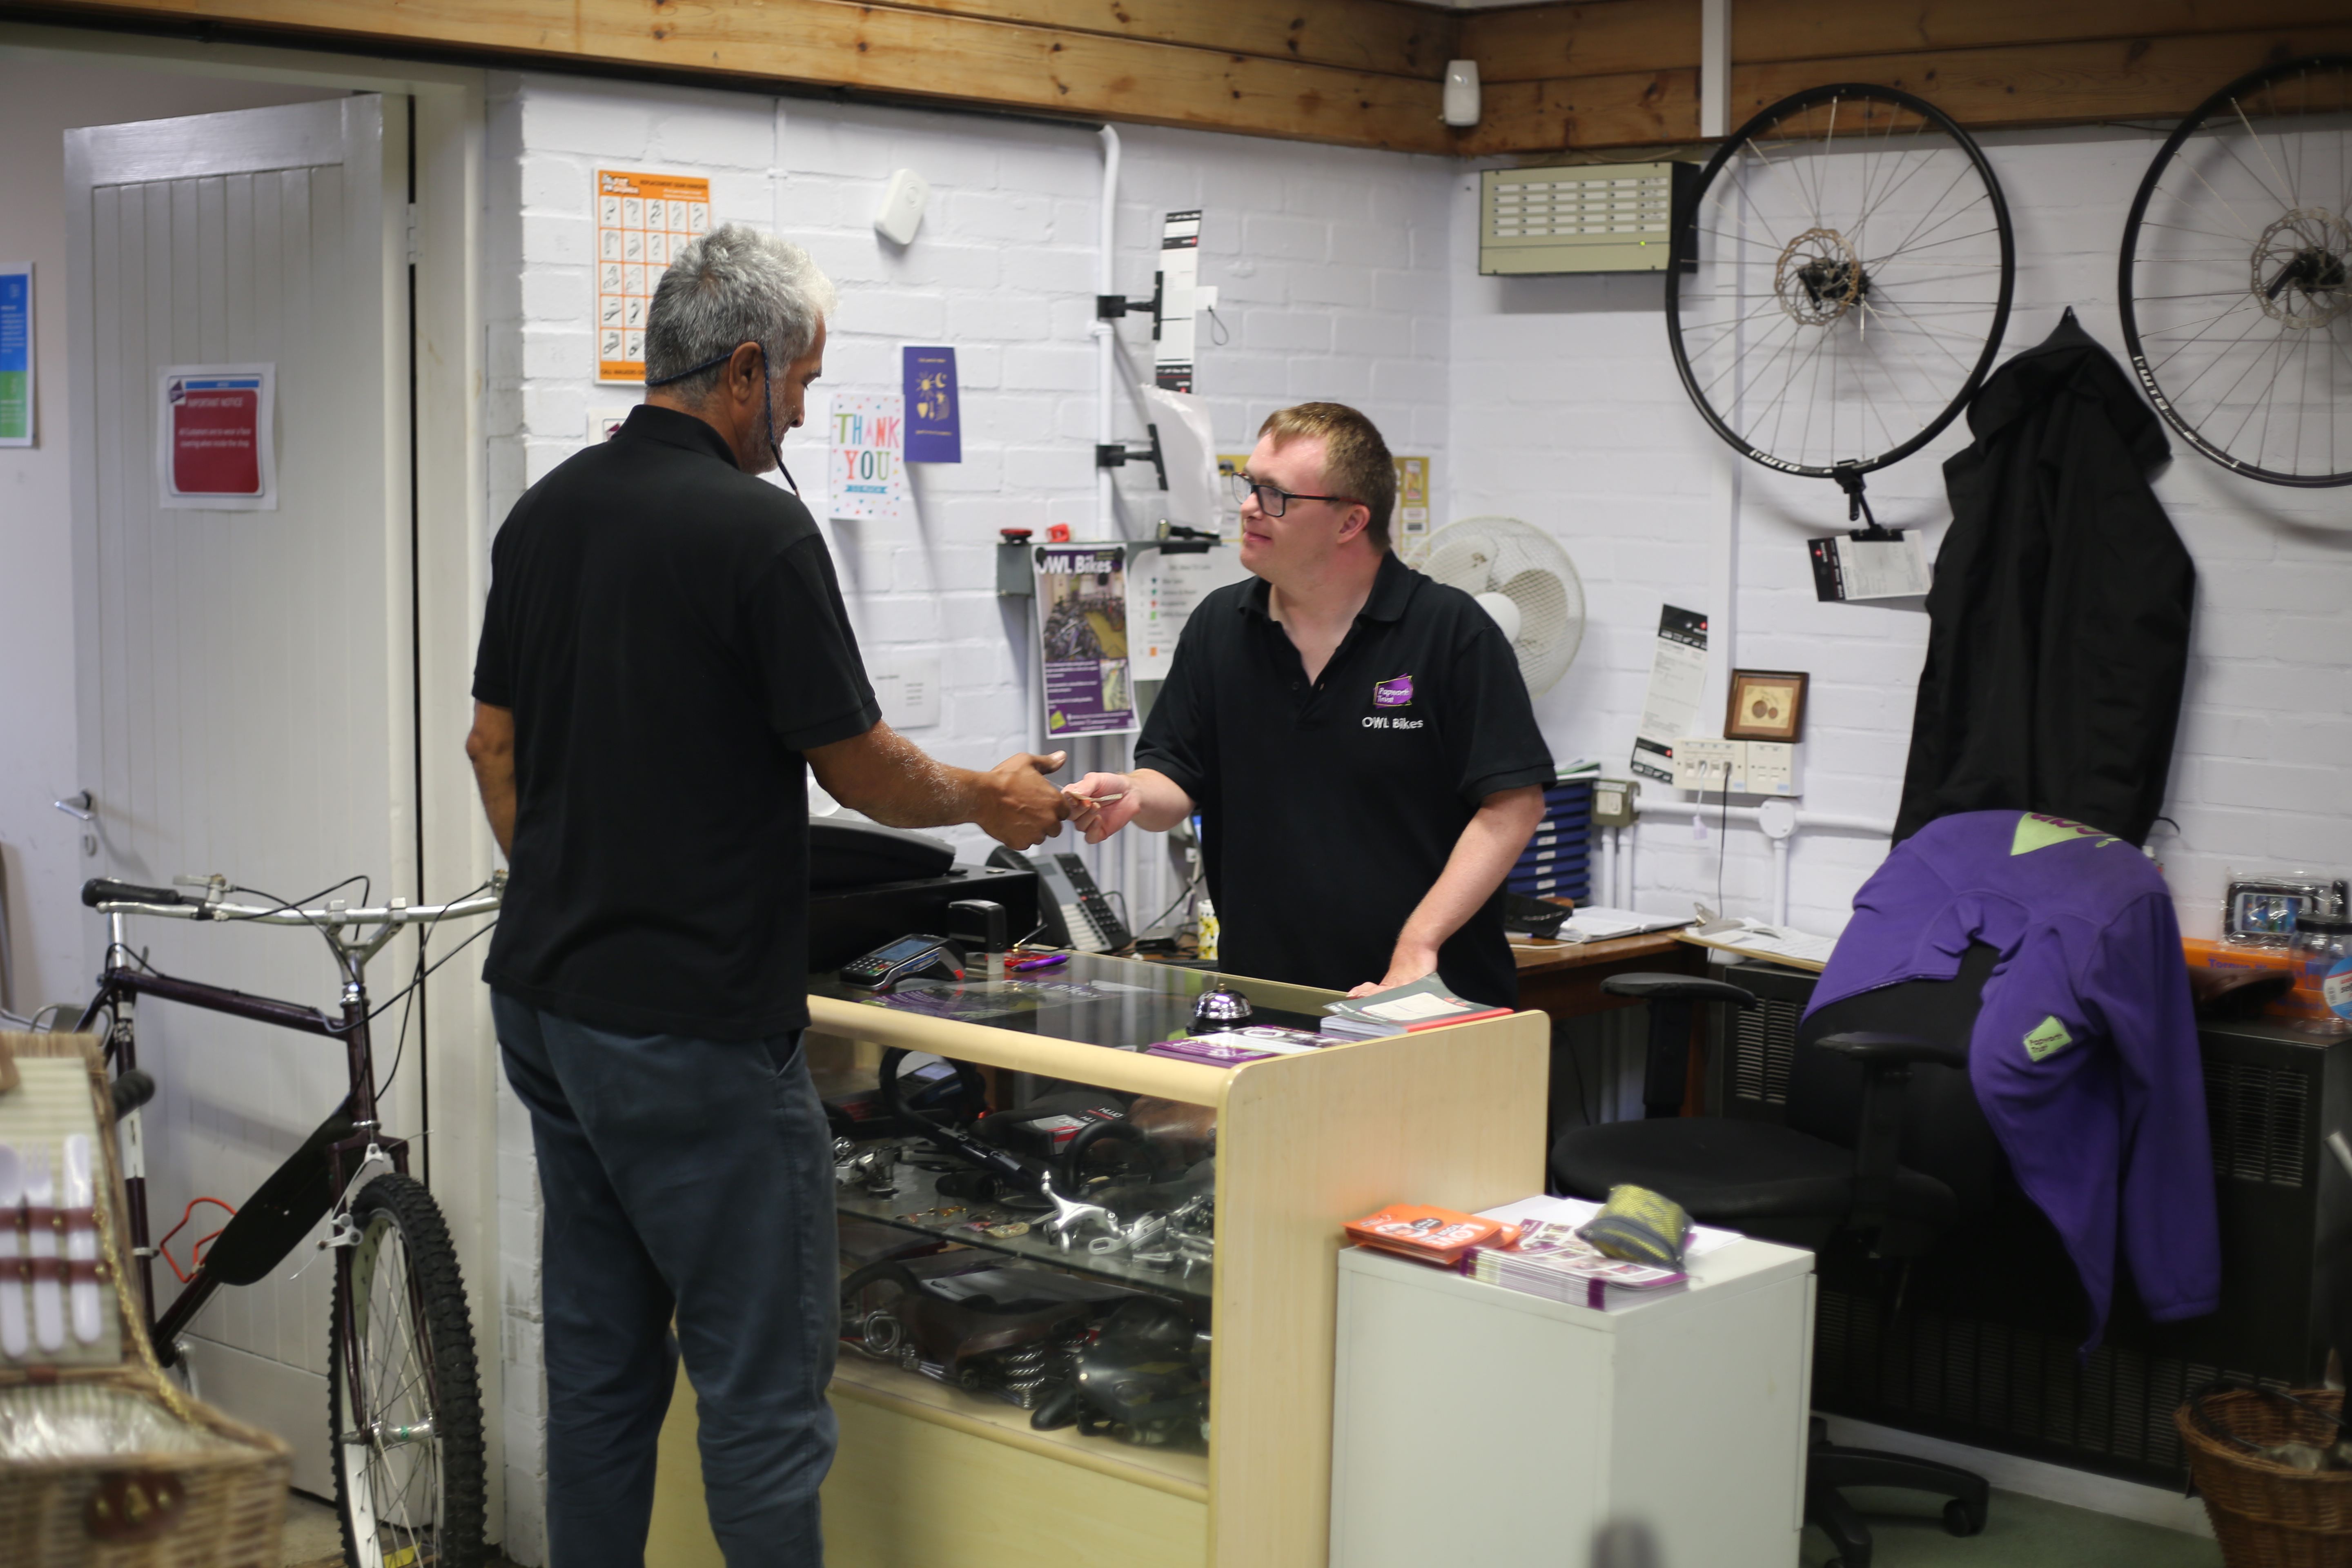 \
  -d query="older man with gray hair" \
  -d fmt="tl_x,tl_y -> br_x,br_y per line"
466,225 -> 1072,1566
